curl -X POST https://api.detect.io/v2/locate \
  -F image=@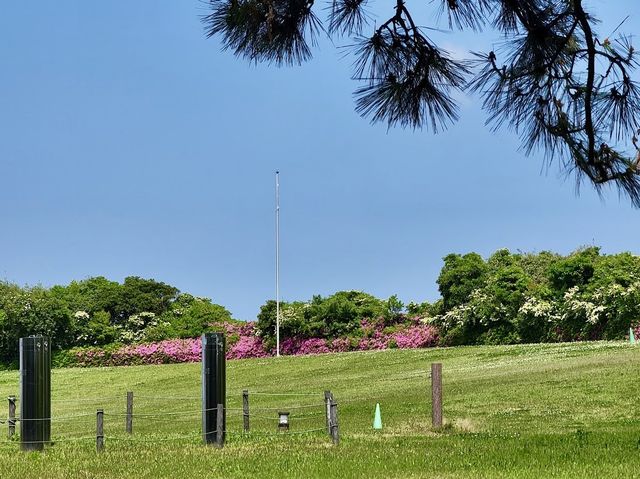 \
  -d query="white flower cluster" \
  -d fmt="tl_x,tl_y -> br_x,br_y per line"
438,303 -> 470,328
119,312 -> 159,343
277,302 -> 313,325
562,287 -> 604,325
518,297 -> 558,322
